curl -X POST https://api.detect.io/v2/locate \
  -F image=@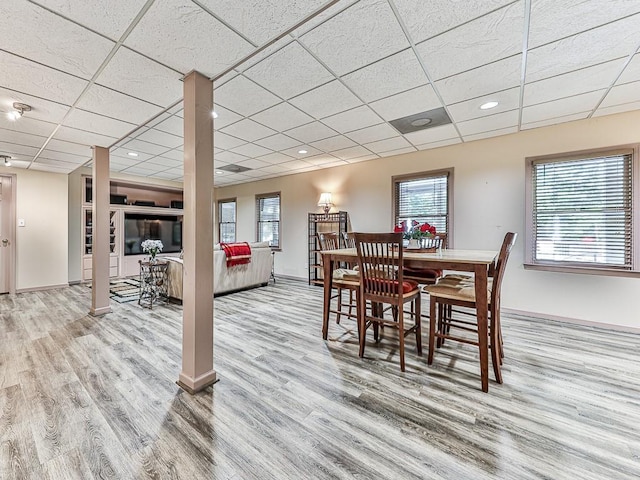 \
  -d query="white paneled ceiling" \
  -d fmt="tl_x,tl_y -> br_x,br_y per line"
2,0 -> 640,186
